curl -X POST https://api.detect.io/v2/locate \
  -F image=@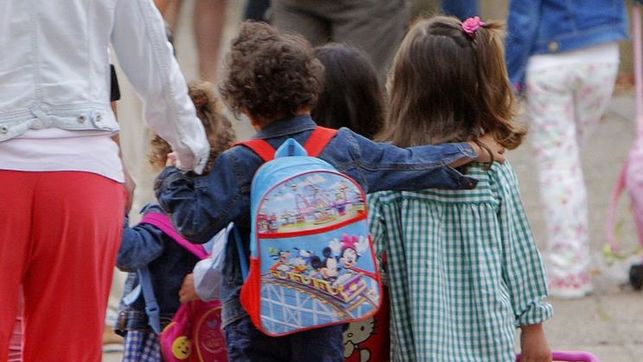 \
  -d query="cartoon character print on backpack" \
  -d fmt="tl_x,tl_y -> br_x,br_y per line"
343,318 -> 375,362
238,133 -> 382,336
